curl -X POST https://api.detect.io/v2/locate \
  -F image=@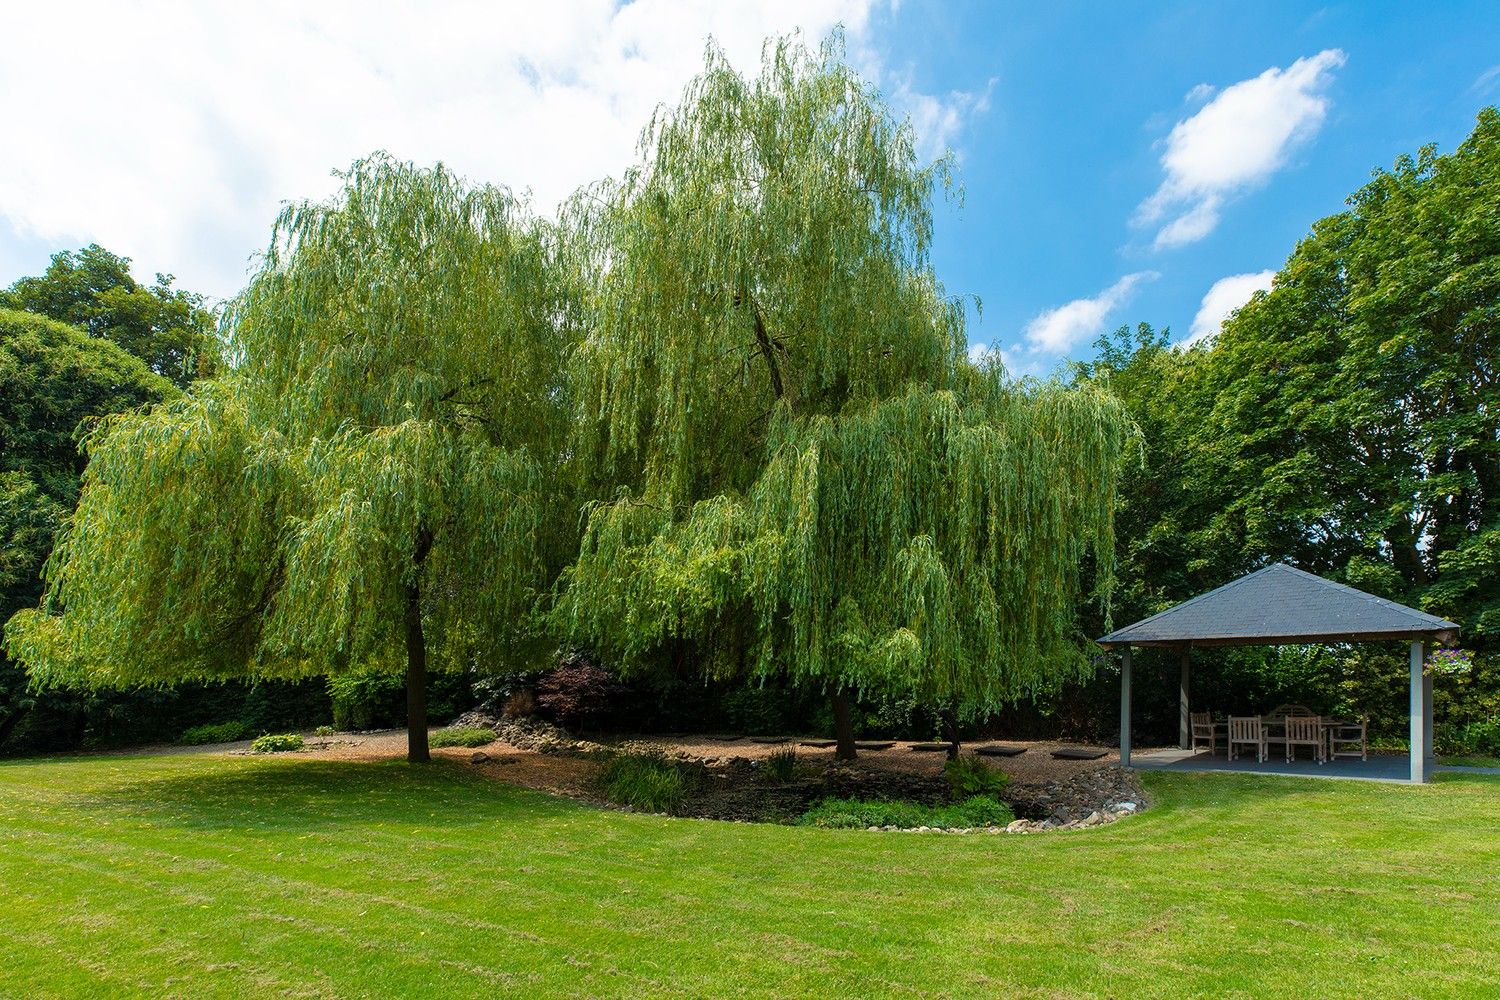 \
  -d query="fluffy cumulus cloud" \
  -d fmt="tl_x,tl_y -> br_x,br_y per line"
0,0 -> 989,299
1185,270 -> 1275,346
1023,271 -> 1158,354
1136,49 -> 1346,250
